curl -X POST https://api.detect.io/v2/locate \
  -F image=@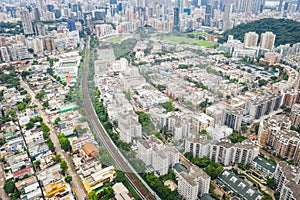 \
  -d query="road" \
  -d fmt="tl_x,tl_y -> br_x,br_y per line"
0,164 -> 9,200
20,78 -> 87,200
81,36 -> 157,200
